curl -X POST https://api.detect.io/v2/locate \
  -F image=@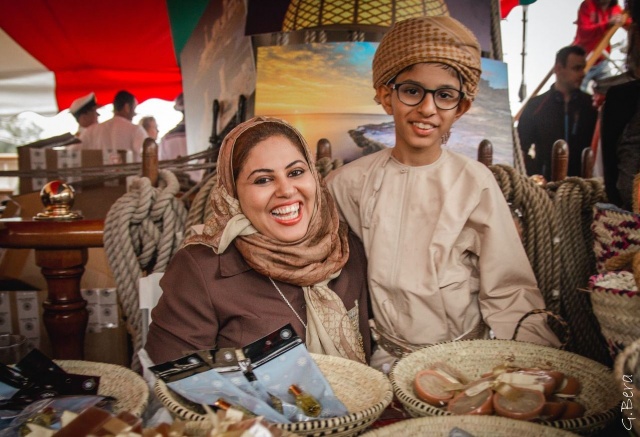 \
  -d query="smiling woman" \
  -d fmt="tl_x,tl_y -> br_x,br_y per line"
144,116 -> 373,367
234,122 -> 317,242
